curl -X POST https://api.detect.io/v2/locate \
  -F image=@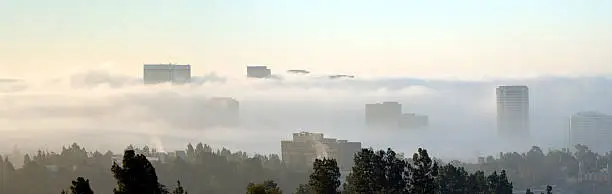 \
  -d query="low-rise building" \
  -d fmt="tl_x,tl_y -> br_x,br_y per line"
281,132 -> 361,171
